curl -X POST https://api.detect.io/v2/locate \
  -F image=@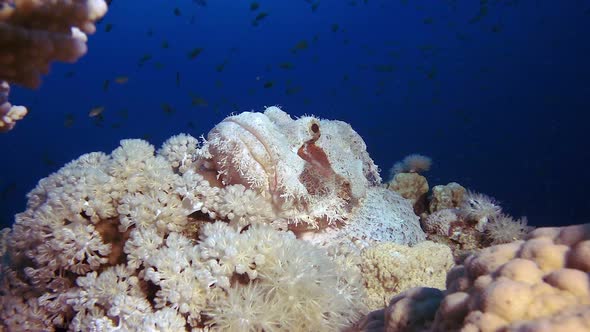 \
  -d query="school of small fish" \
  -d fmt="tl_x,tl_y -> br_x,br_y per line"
59,0 -> 527,138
